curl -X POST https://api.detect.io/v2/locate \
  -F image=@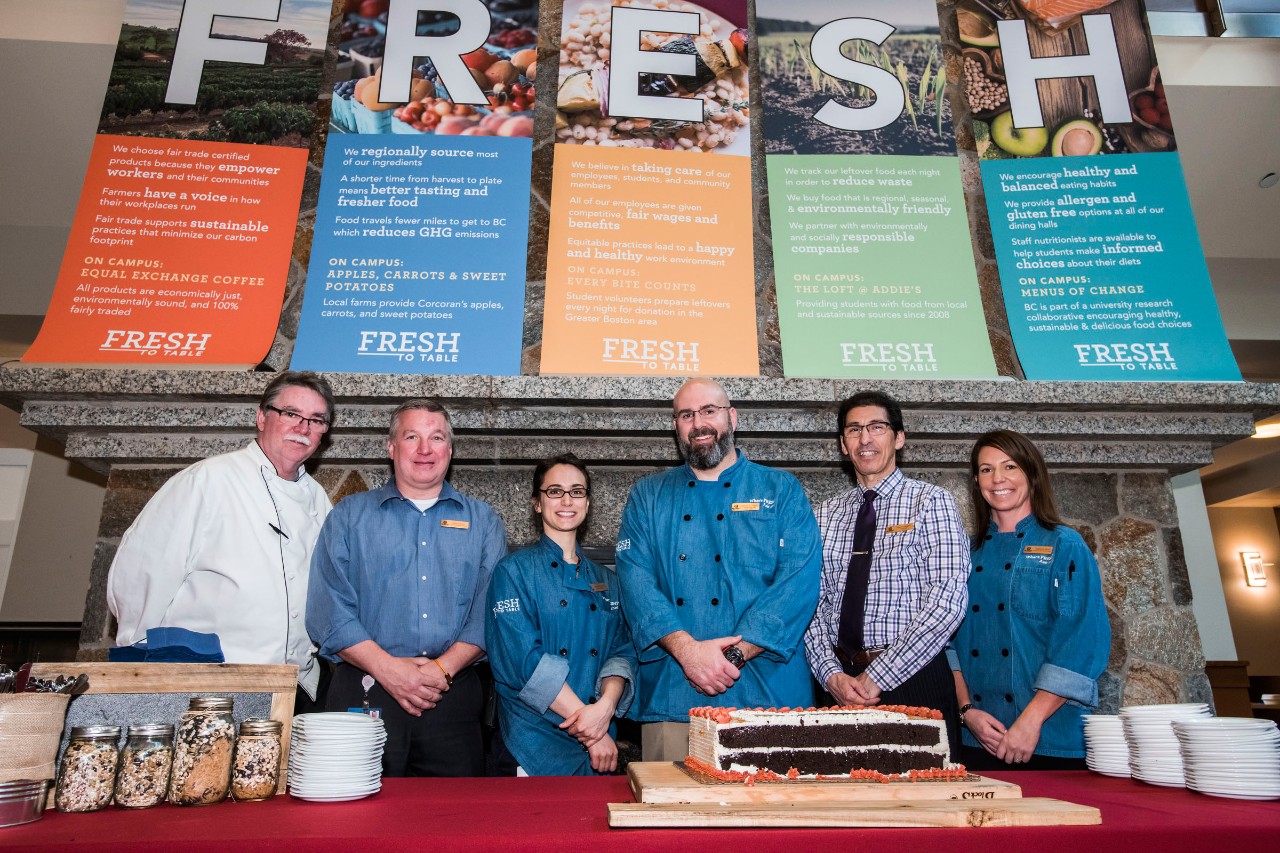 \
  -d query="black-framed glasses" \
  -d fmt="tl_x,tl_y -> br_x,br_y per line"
539,487 -> 589,500
843,421 -> 892,437
674,404 -> 730,423
264,404 -> 330,432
